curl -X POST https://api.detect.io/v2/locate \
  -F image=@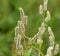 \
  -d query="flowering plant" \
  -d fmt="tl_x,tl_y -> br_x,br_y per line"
13,0 -> 59,56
